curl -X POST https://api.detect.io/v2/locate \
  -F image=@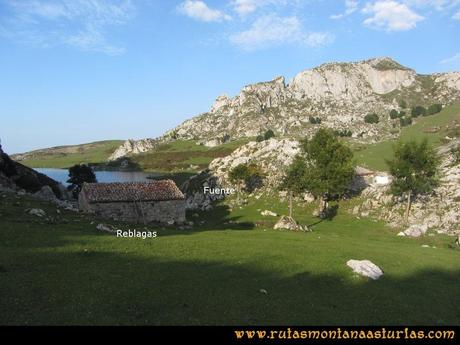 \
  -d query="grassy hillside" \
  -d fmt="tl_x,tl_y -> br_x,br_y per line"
12,140 -> 124,169
131,139 -> 251,172
354,103 -> 460,170
1,191 -> 459,325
